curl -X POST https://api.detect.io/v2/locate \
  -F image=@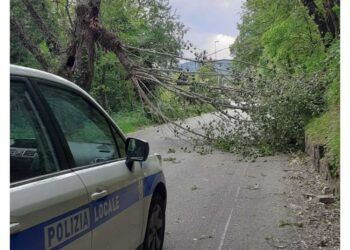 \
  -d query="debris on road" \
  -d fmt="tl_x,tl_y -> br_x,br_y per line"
167,148 -> 176,153
246,183 -> 261,190
191,185 -> 200,191
174,218 -> 184,224
198,234 -> 214,240
278,219 -> 304,228
321,186 -> 332,195
163,157 -> 180,163
303,193 -> 315,198
193,235 -> 214,241
265,236 -> 289,249
284,153 -> 340,249
317,194 -> 336,204
131,123 -> 339,249
246,175 -> 256,178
